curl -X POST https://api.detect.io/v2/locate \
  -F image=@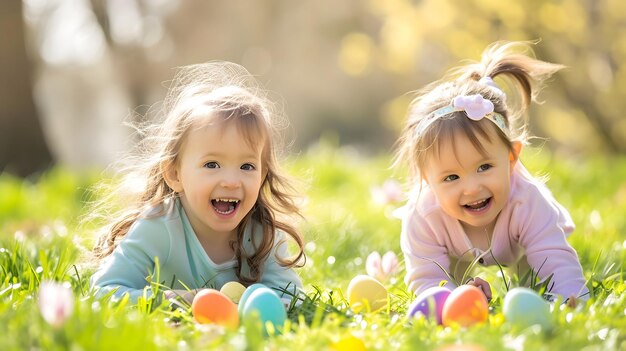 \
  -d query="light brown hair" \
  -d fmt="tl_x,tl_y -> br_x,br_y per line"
394,41 -> 564,186
90,62 -> 305,285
